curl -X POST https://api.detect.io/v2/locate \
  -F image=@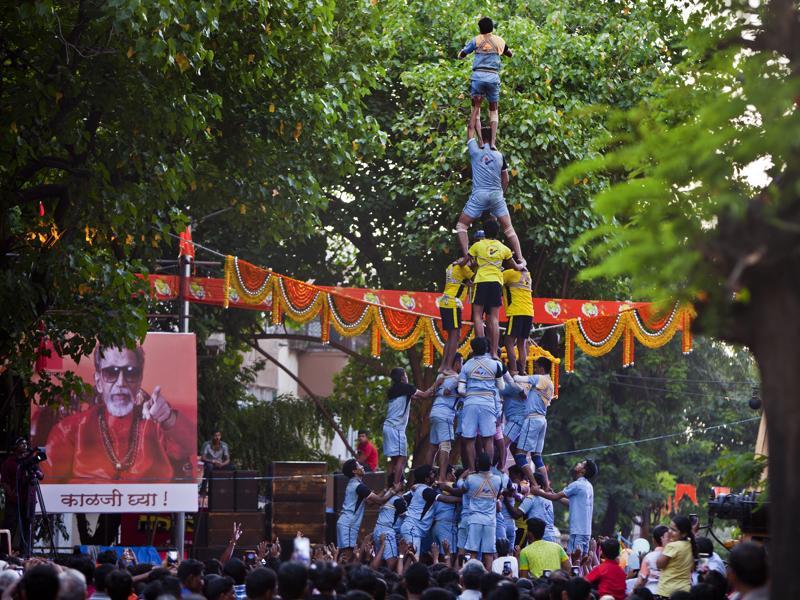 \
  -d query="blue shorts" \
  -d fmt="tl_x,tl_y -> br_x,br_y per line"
383,424 -> 407,457
466,523 -> 497,555
455,411 -> 463,436
503,417 -> 524,443
568,534 -> 590,555
460,404 -> 497,438
469,71 -> 500,103
462,190 -> 509,220
505,518 -> 517,543
517,416 -> 547,453
337,520 -> 359,549
433,520 -> 458,553
430,416 -> 455,445
457,519 -> 470,550
400,520 -> 423,552
374,528 -> 398,559
495,514 -> 507,542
